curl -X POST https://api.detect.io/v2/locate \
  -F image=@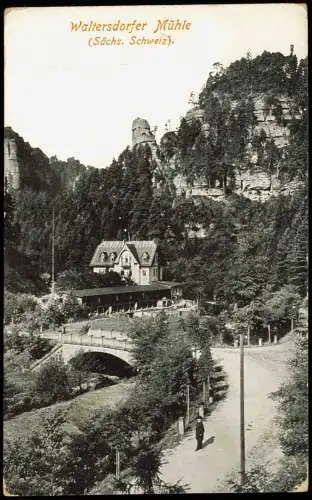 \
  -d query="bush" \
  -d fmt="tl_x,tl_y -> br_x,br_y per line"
60,293 -> 88,321
4,291 -> 39,325
43,302 -> 65,328
28,337 -> 54,360
5,392 -> 35,418
32,358 -> 72,405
